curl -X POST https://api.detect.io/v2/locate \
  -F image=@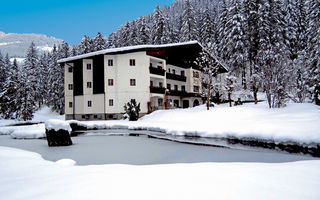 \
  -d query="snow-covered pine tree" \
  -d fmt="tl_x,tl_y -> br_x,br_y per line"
305,0 -> 320,105
128,21 -> 139,46
224,0 -> 248,89
199,6 -> 214,49
19,42 -> 38,120
180,0 -> 197,42
0,59 -> 20,119
152,5 -> 166,44
38,53 -> 50,105
59,41 -> 70,58
47,45 -> 64,114
215,0 -> 229,61
106,32 -> 118,48
119,22 -> 131,47
71,46 -> 78,56
243,0 -> 261,103
137,17 -> 150,45
92,32 -> 107,51
78,35 -> 93,54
